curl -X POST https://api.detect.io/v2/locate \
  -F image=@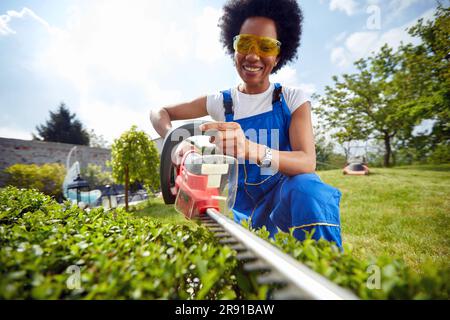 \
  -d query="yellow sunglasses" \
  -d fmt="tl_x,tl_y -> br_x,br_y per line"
233,34 -> 281,57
